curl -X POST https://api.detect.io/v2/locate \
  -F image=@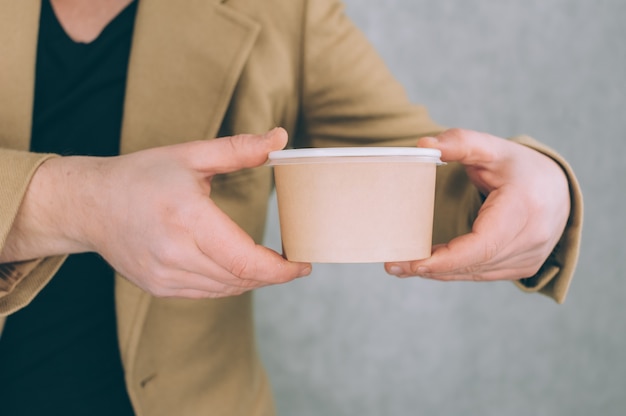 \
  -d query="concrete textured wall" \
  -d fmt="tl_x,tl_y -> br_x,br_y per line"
255,1 -> 626,415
